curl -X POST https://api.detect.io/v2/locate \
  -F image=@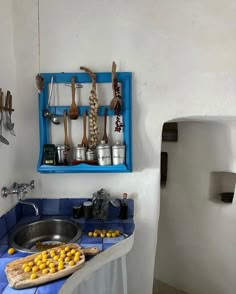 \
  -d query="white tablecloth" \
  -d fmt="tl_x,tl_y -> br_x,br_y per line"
60,234 -> 134,294
68,257 -> 127,294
